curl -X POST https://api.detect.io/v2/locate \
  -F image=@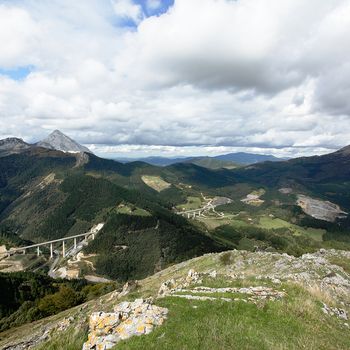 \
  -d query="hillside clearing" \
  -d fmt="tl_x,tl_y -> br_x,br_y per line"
141,175 -> 171,192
